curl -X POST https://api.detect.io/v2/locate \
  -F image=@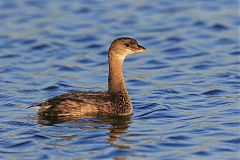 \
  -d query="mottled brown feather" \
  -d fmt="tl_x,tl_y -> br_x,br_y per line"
35,91 -> 132,116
